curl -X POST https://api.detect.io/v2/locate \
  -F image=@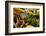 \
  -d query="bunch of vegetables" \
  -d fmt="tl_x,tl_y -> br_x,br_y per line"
26,13 -> 39,27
